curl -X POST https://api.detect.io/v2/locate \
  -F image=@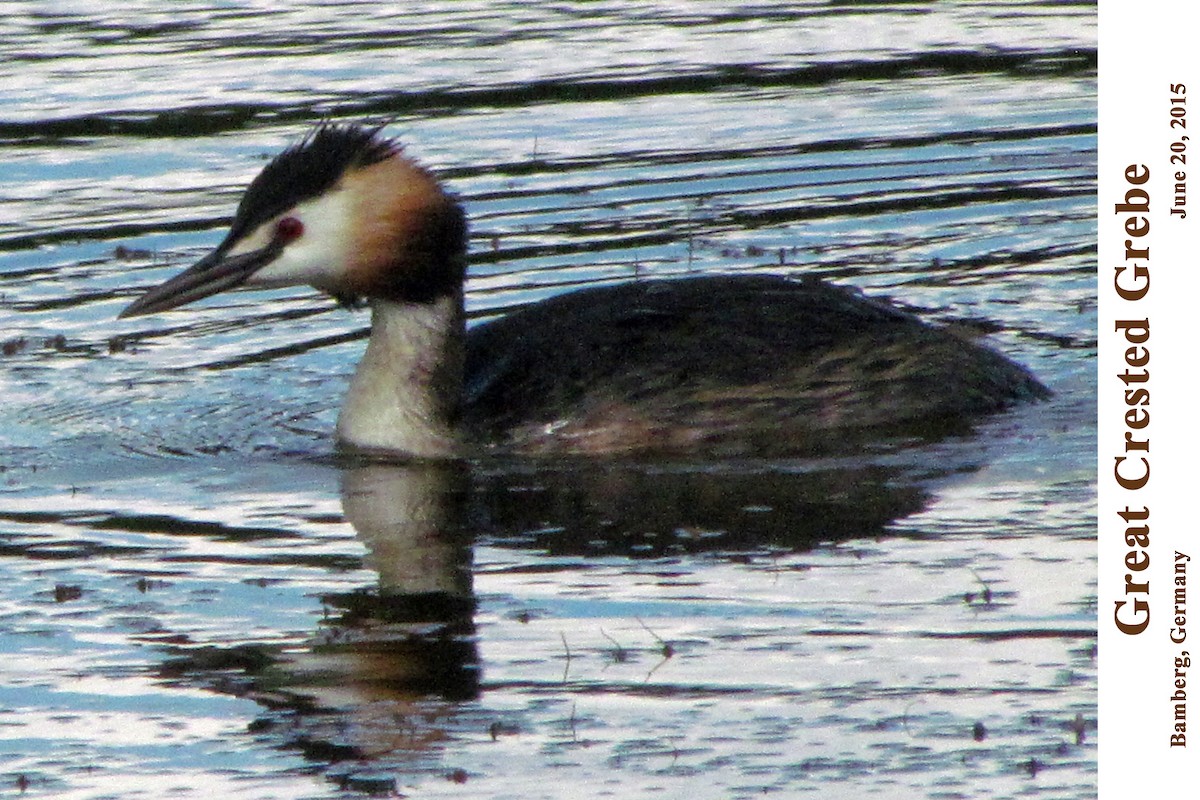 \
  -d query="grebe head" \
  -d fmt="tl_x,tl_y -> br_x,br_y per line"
120,123 -> 467,318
